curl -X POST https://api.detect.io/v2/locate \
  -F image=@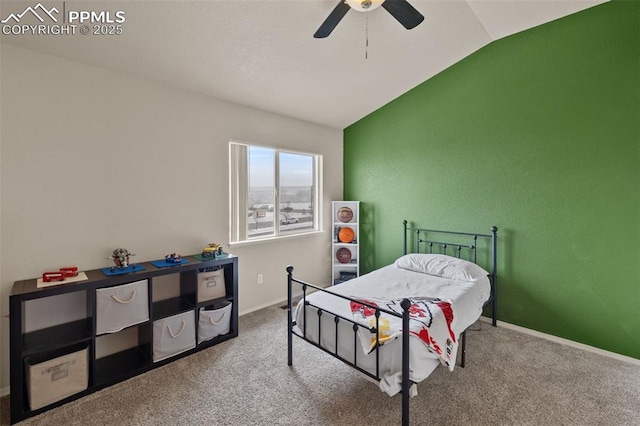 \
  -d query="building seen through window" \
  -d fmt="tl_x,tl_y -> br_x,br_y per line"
230,142 -> 321,243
